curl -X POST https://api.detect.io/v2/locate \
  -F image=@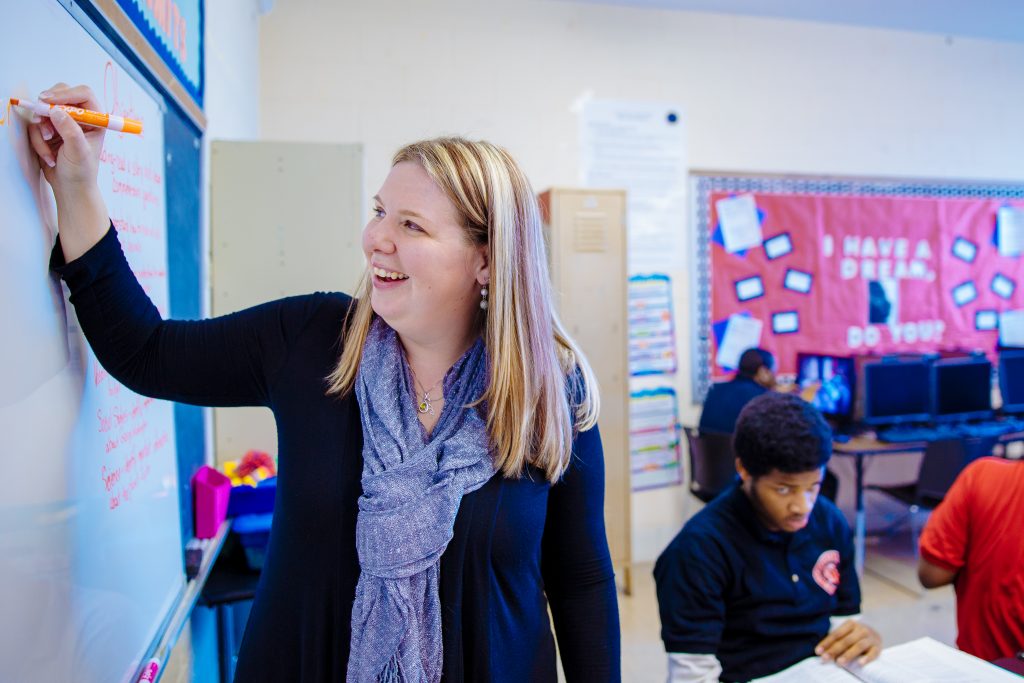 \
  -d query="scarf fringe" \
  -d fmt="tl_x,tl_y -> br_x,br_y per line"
379,654 -> 401,683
